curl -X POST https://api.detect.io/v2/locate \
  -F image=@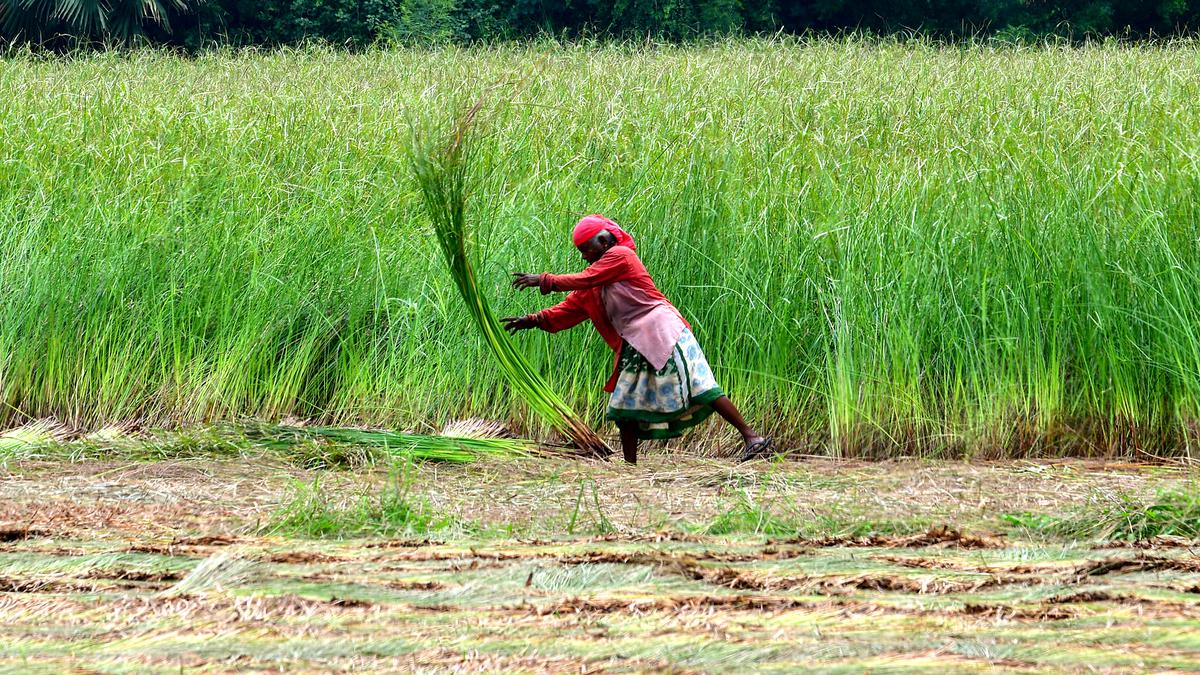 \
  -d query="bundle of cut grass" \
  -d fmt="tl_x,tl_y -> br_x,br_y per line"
254,424 -> 532,464
0,420 -> 70,457
410,100 -> 613,457
159,554 -> 255,597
